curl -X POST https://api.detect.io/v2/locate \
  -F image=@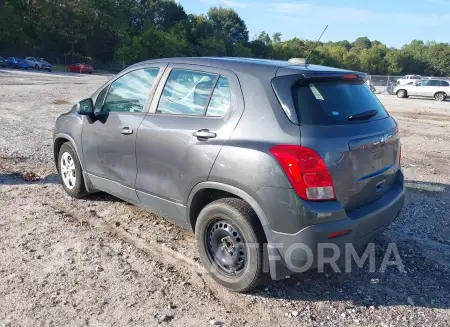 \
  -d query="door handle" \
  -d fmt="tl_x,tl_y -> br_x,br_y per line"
120,127 -> 133,135
193,129 -> 217,140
